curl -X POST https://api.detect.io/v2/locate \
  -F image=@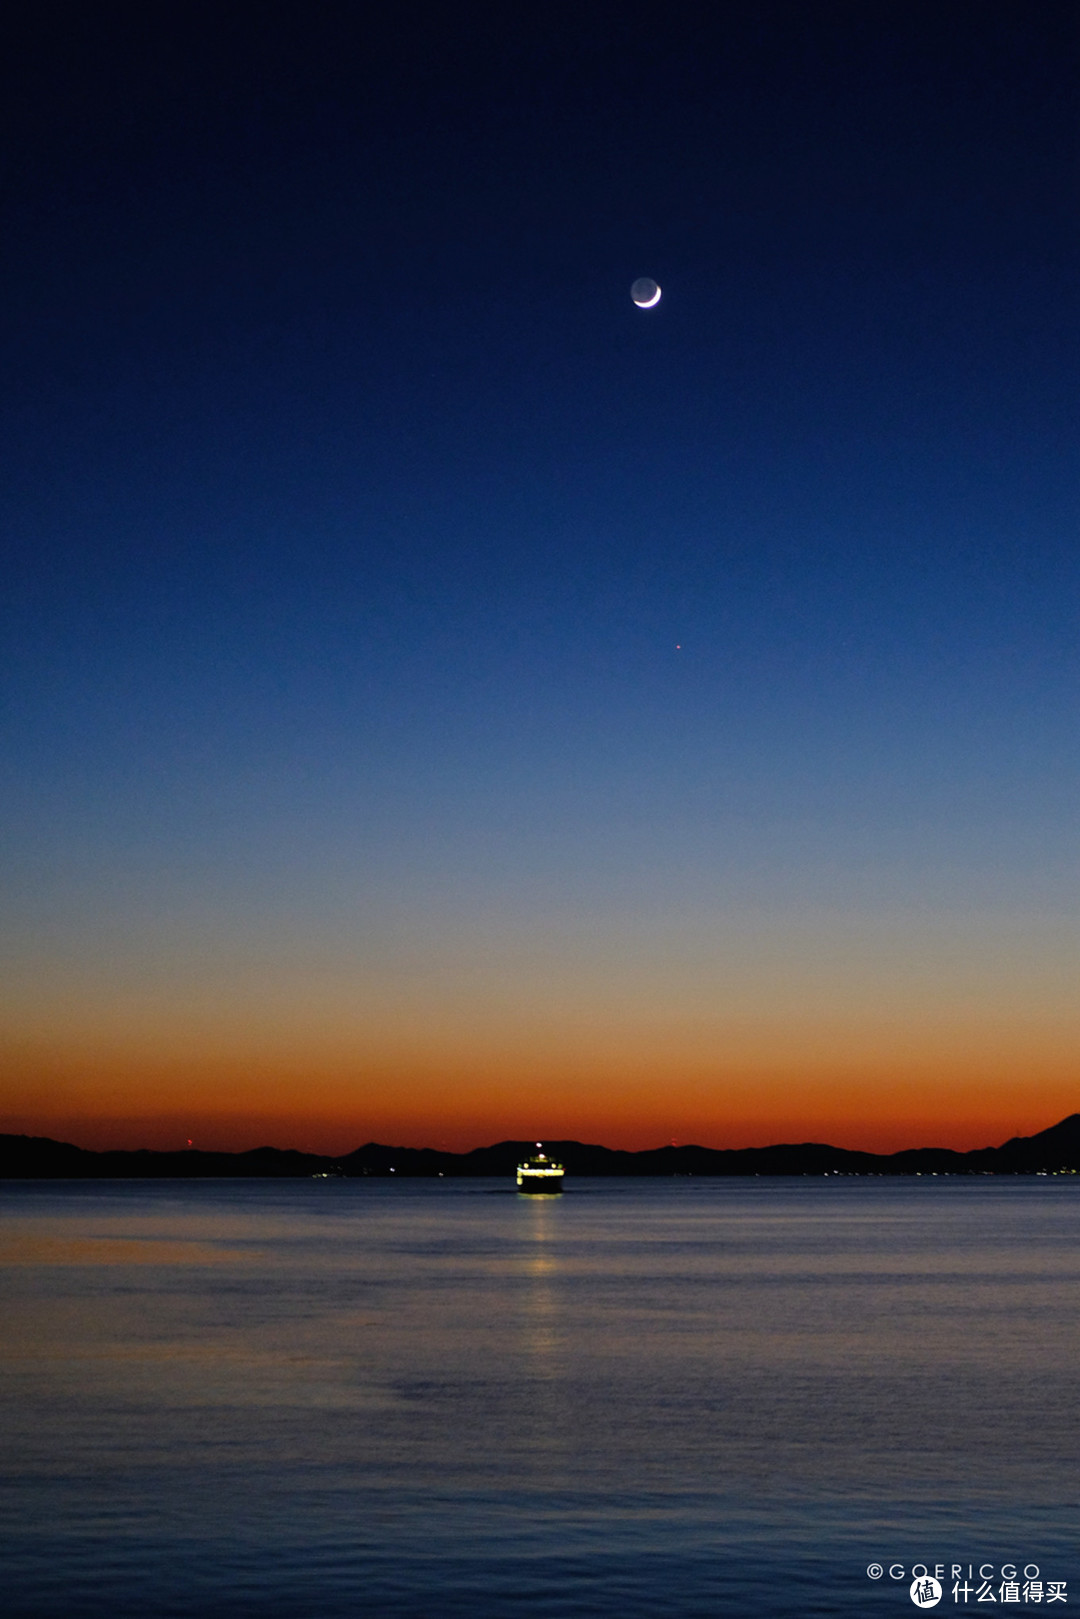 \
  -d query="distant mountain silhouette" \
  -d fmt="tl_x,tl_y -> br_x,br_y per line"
998,1113 -> 1080,1155
3,1117 -> 1080,1177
